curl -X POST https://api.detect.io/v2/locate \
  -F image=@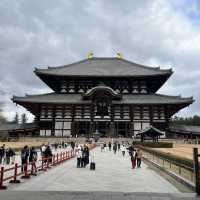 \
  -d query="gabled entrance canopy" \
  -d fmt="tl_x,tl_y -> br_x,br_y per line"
82,85 -> 121,100
136,126 -> 165,142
